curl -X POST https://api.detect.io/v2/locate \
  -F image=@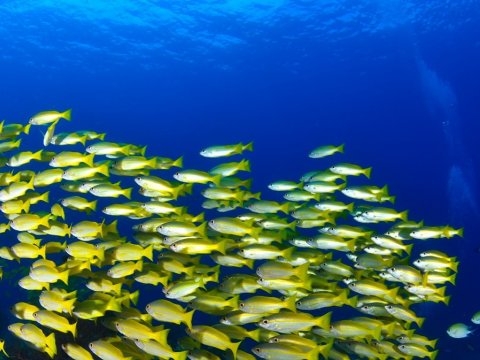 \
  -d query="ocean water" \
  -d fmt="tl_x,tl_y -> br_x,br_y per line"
0,1 -> 479,359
